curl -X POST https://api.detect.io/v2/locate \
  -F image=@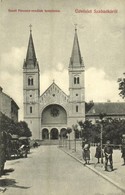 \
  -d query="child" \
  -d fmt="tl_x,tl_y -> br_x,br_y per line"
104,140 -> 113,171
95,143 -> 103,163
82,142 -> 90,165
